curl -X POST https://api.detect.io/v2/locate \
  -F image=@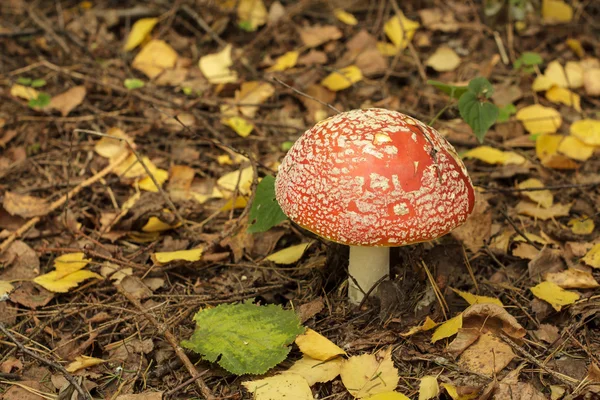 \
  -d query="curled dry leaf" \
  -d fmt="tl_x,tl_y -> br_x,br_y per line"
545,268 -> 599,289
462,303 -> 526,340
3,191 -> 50,218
